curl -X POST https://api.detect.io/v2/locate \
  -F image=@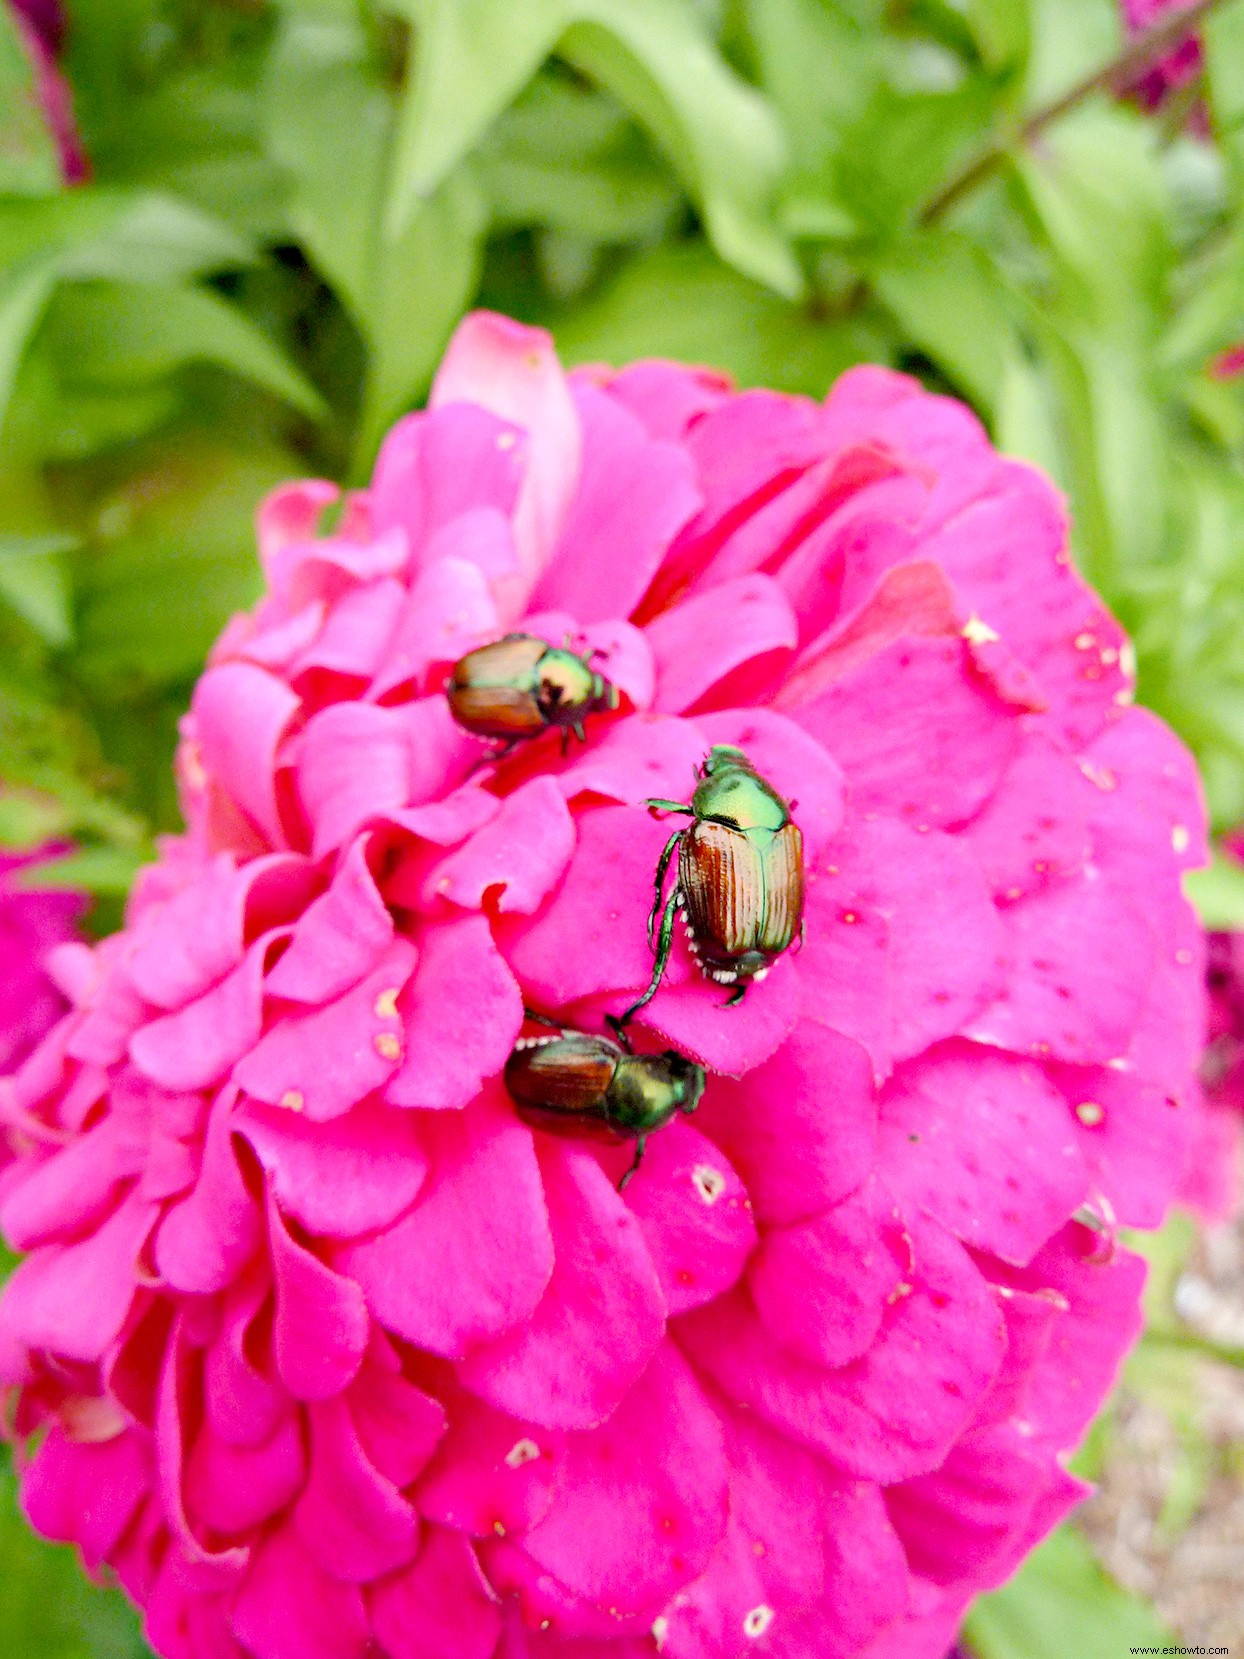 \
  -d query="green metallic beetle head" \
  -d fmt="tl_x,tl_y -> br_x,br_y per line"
535,646 -> 619,725
692,744 -> 789,832
609,1050 -> 705,1134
